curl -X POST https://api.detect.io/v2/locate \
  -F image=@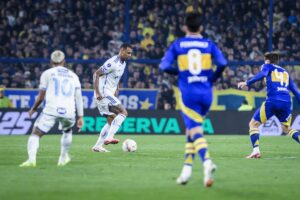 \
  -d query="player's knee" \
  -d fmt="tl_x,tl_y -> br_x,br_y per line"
281,125 -> 290,134
107,115 -> 116,125
32,127 -> 45,137
63,128 -> 72,134
189,126 -> 203,136
249,119 -> 260,129
121,109 -> 128,117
